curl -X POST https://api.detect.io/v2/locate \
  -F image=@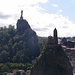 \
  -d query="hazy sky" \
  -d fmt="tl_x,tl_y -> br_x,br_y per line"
0,0 -> 75,37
